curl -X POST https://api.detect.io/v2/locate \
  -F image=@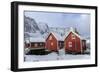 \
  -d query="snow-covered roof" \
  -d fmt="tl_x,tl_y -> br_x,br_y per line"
86,39 -> 90,43
64,28 -> 85,40
25,32 -> 46,43
30,37 -> 45,42
29,31 -> 42,37
25,27 -> 86,43
25,36 -> 45,43
47,32 -> 64,41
